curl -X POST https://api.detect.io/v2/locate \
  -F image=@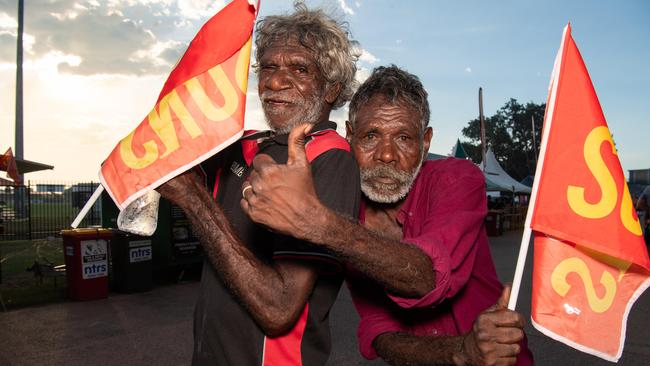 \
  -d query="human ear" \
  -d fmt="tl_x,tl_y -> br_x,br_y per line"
422,127 -> 433,153
345,121 -> 353,142
324,83 -> 342,105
